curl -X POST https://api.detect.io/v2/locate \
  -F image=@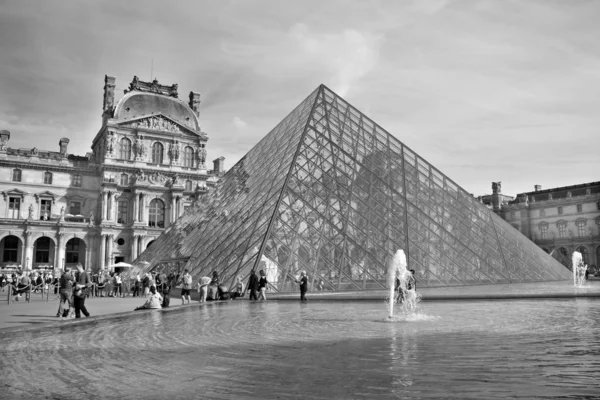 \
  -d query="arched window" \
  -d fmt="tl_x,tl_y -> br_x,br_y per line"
43,171 -> 53,184
119,138 -> 132,160
577,246 -> 589,265
183,146 -> 194,167
72,174 -> 82,187
185,180 -> 193,192
12,169 -> 21,182
148,199 -> 165,228
66,238 -> 81,264
152,142 -> 163,164
120,173 -> 128,186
